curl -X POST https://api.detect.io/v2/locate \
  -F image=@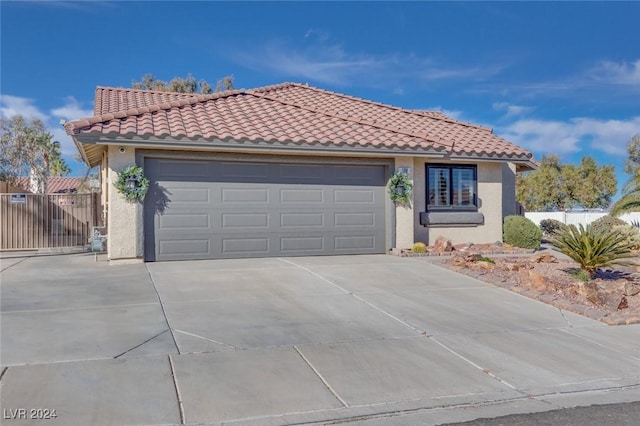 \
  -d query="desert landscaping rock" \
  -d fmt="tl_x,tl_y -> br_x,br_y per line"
441,252 -> 640,325
532,252 -> 558,263
433,237 -> 454,253
624,282 -> 640,296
